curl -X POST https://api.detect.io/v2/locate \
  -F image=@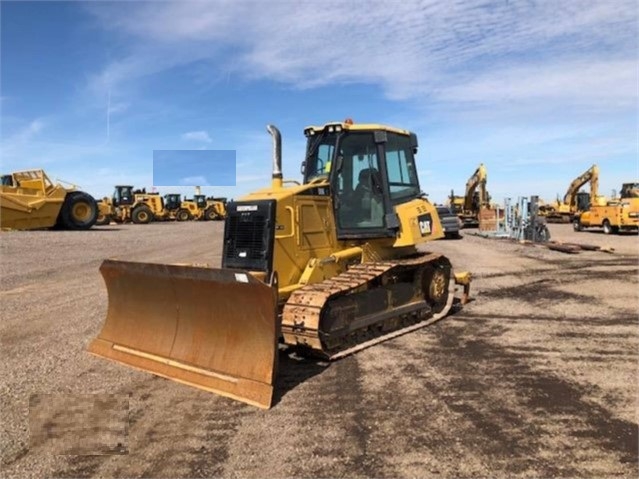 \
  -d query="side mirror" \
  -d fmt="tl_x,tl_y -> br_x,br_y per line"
300,161 -> 306,176
334,155 -> 344,173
